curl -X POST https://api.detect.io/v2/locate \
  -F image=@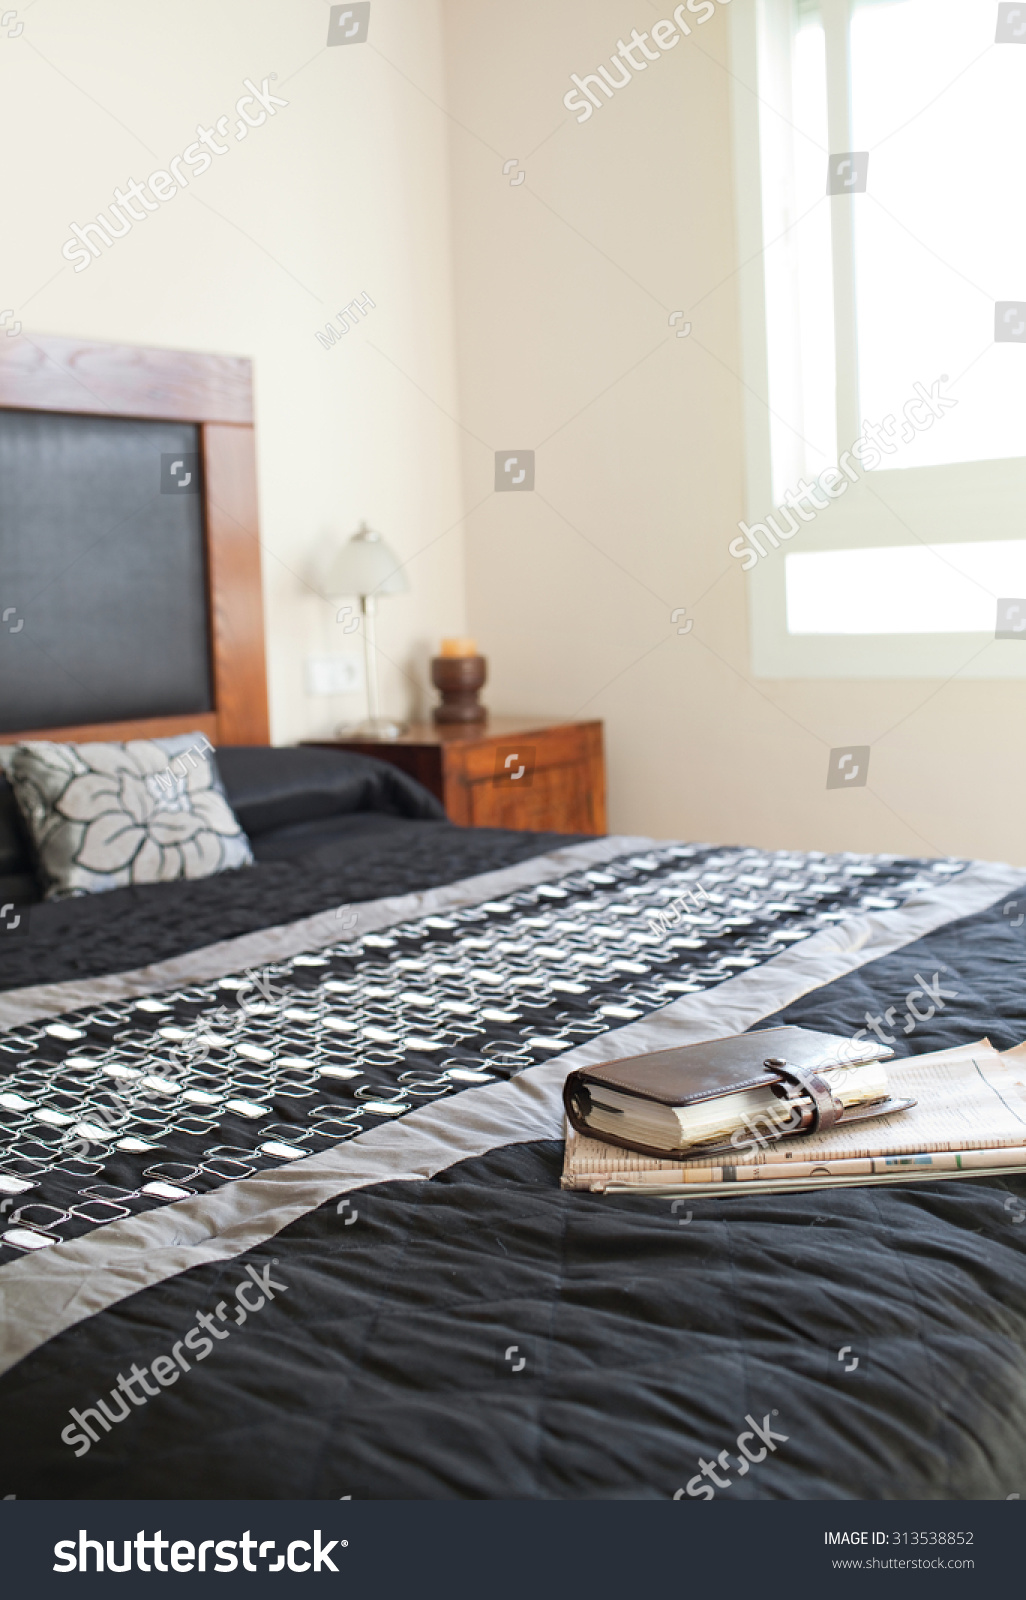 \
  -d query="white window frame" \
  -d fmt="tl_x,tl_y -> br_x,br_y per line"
729,0 -> 1026,679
